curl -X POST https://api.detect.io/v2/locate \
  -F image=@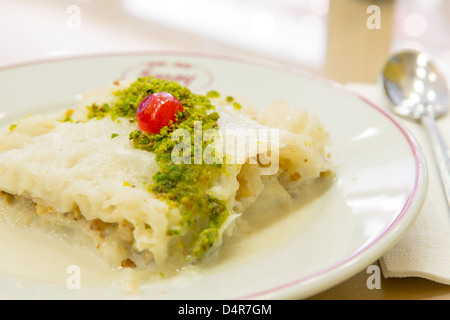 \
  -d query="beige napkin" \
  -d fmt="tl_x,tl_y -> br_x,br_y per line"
347,82 -> 450,285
